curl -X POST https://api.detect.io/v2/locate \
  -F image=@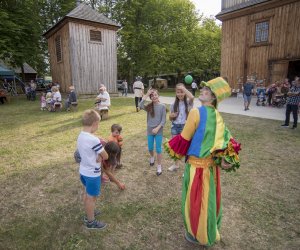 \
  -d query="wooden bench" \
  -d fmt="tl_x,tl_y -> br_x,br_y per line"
99,109 -> 109,120
53,102 -> 62,112
70,102 -> 78,111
